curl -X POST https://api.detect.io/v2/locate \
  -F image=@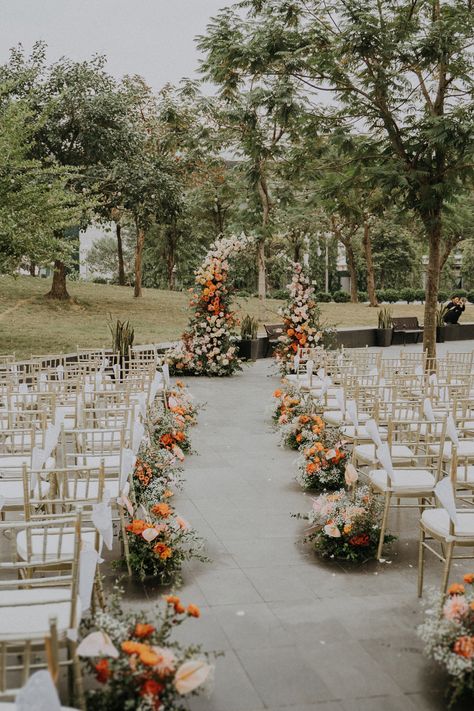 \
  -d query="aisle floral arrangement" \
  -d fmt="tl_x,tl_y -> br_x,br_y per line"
274,261 -> 334,374
125,502 -> 207,583
166,235 -> 253,376
280,412 -> 326,450
294,485 -> 394,562
295,431 -> 349,490
418,575 -> 474,707
79,588 -> 214,711
272,385 -> 309,425
124,379 -> 207,583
